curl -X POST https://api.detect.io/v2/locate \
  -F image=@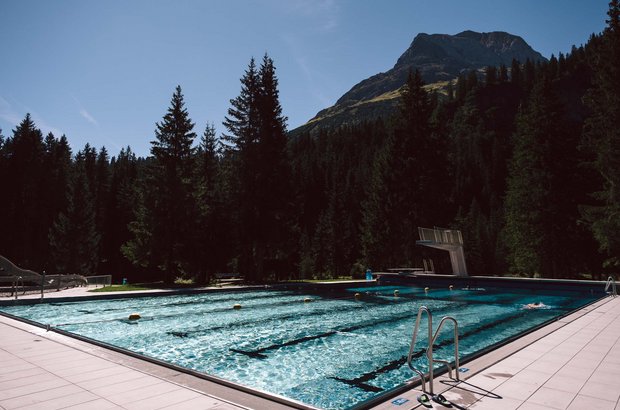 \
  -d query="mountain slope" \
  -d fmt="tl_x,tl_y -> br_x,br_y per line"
292,30 -> 547,136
